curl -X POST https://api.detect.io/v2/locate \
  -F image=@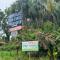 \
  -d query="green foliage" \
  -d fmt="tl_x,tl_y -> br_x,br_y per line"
5,0 -> 21,16
52,28 -> 60,50
2,19 -> 10,42
0,9 -> 5,21
0,50 -> 50,60
17,29 -> 36,41
0,0 -> 60,59
43,21 -> 55,32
